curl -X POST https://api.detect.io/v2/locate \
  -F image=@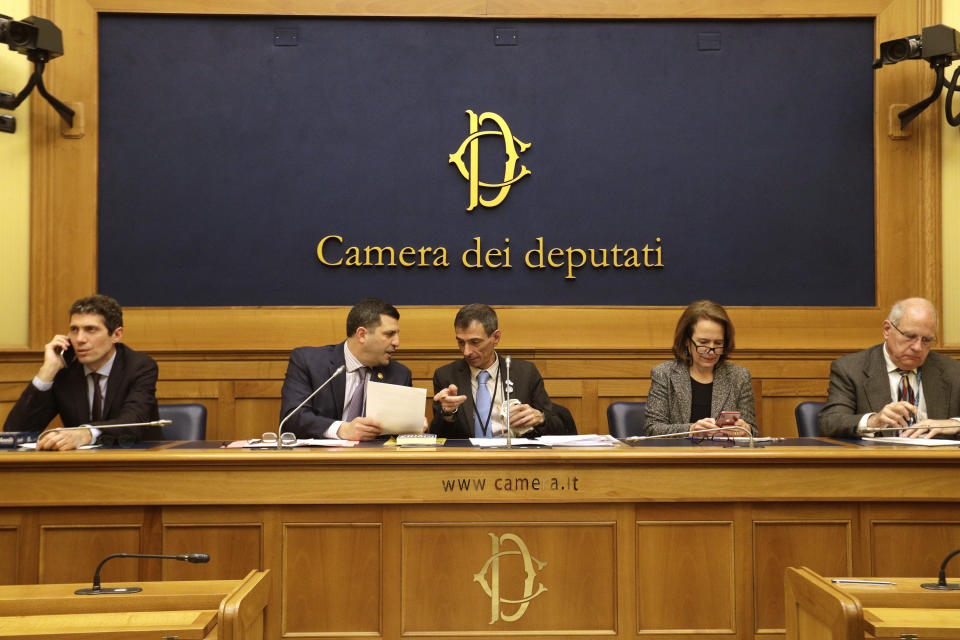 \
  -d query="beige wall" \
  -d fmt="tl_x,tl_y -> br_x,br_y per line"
0,0 -> 30,347
2,5 -> 959,344
944,0 -> 960,343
